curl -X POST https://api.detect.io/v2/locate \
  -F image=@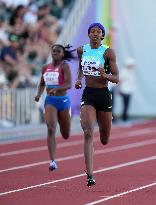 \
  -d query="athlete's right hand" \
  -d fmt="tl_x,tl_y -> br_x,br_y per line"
34,95 -> 40,102
75,80 -> 82,89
